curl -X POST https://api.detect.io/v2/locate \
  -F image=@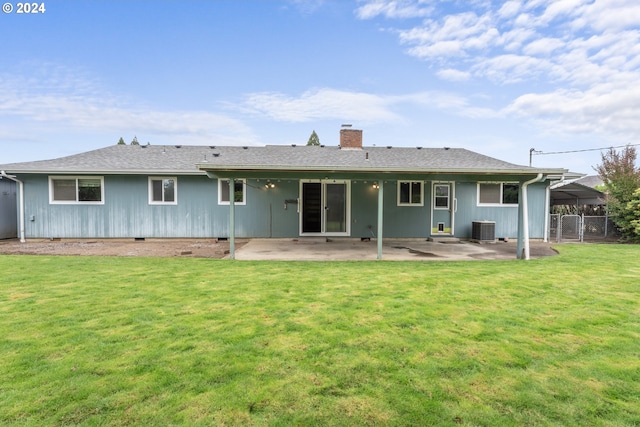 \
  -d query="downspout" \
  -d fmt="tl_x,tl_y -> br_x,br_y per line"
544,184 -> 550,243
1,171 -> 26,243
520,173 -> 544,260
